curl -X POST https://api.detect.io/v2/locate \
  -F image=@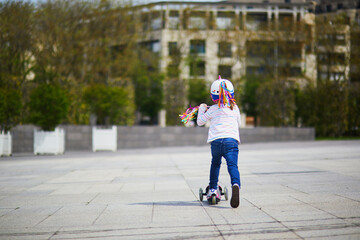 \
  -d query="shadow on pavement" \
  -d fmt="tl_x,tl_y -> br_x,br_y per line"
131,201 -> 229,208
